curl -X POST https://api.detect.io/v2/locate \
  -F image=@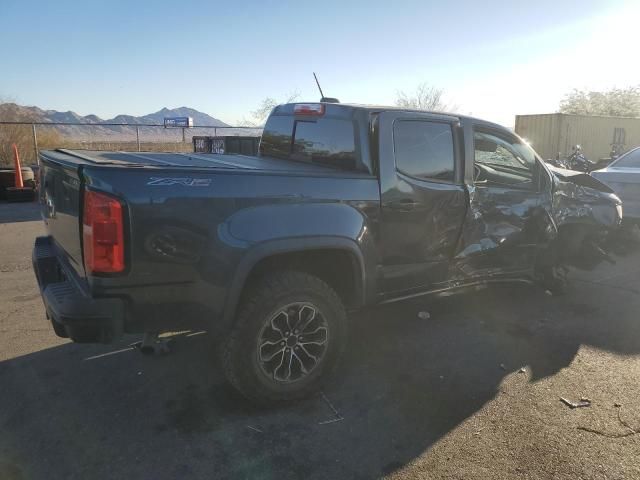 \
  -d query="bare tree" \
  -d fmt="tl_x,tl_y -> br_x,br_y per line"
559,86 -> 640,117
243,91 -> 300,126
395,83 -> 457,112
